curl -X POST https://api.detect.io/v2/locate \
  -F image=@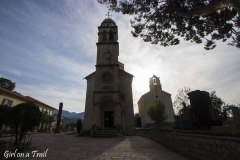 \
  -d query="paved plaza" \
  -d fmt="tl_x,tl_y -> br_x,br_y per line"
16,134 -> 188,160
